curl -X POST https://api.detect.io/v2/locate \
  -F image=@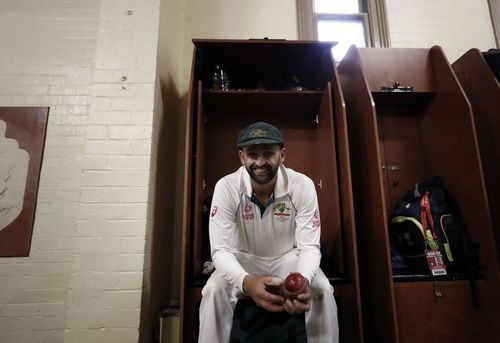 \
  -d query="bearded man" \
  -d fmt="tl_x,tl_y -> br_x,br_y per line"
198,121 -> 338,343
